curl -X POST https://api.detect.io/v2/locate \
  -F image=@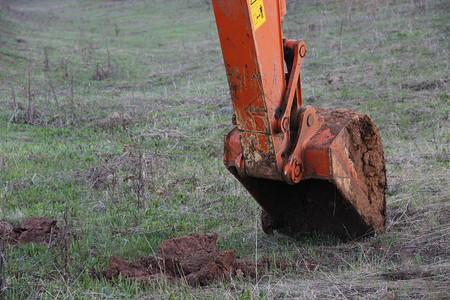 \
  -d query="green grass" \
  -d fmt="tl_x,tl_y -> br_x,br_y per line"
0,0 -> 449,298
